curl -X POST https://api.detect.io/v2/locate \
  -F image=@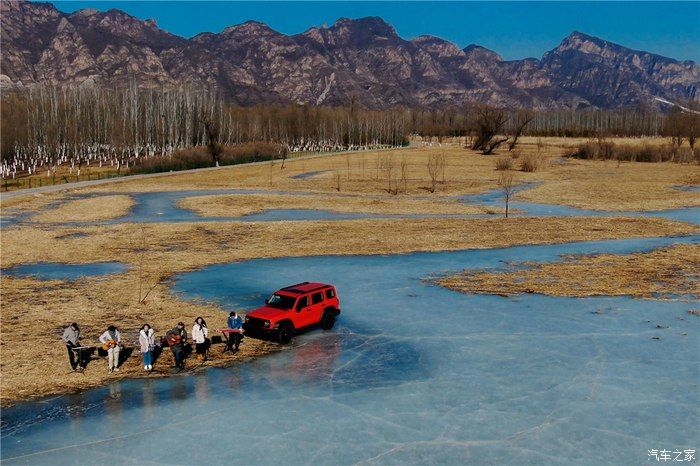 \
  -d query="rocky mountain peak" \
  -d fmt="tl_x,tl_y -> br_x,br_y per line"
2,1 -> 698,109
553,30 -> 614,56
412,35 -> 464,58
463,44 -> 503,62
328,16 -> 400,45
221,20 -> 278,37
